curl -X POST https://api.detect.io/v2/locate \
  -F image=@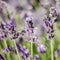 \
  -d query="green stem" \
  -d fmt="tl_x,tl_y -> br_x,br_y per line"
50,40 -> 54,60
31,42 -> 33,58
13,40 -> 21,60
3,39 -> 11,60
